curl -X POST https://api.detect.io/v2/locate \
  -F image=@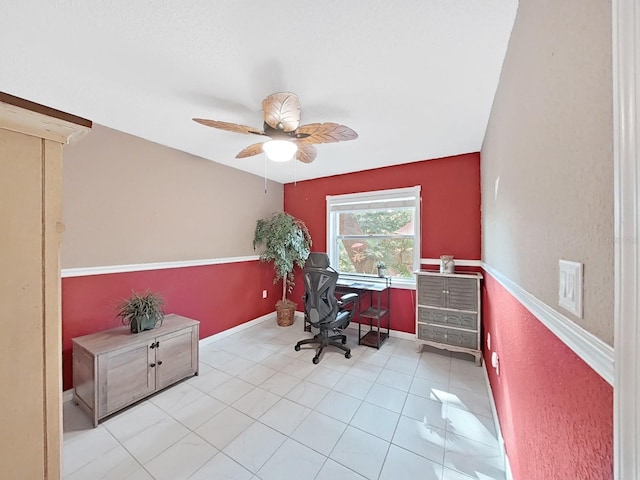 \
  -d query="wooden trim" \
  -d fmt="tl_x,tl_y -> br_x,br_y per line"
42,139 -> 64,479
41,139 -> 49,479
0,93 -> 92,129
612,0 -> 640,477
0,92 -> 91,144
